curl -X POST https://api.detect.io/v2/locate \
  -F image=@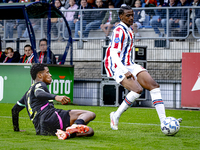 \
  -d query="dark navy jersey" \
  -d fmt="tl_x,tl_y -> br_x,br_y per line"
18,81 -> 56,121
12,81 -> 71,135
